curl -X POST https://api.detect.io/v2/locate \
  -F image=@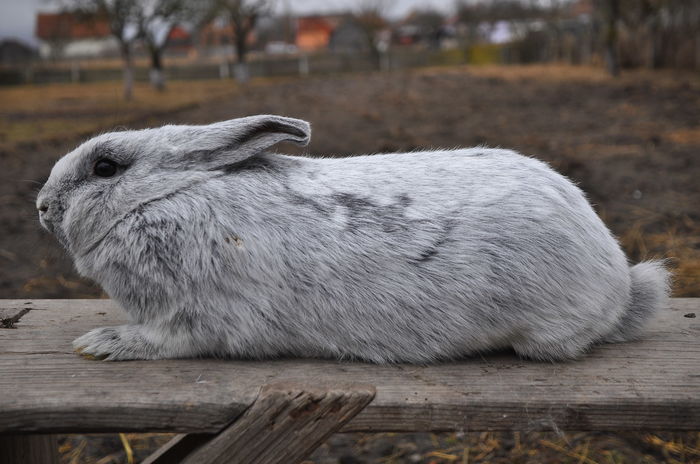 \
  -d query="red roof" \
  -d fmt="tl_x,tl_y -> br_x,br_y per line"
36,13 -> 111,40
296,16 -> 336,36
168,26 -> 189,41
36,13 -> 191,43
296,15 -> 345,51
